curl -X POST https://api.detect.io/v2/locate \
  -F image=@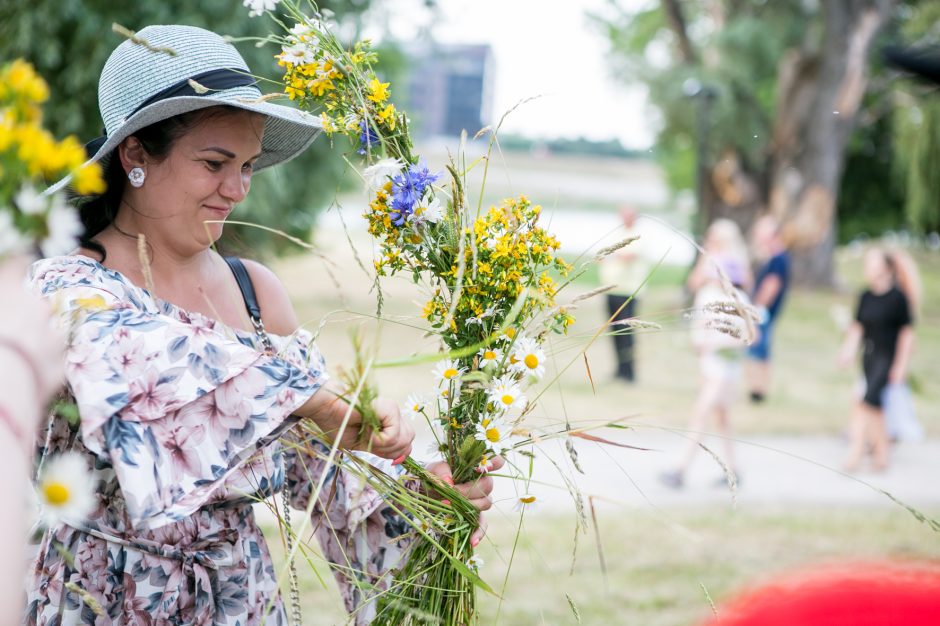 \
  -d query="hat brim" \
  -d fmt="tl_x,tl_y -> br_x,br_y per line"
884,45 -> 940,87
46,85 -> 322,198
